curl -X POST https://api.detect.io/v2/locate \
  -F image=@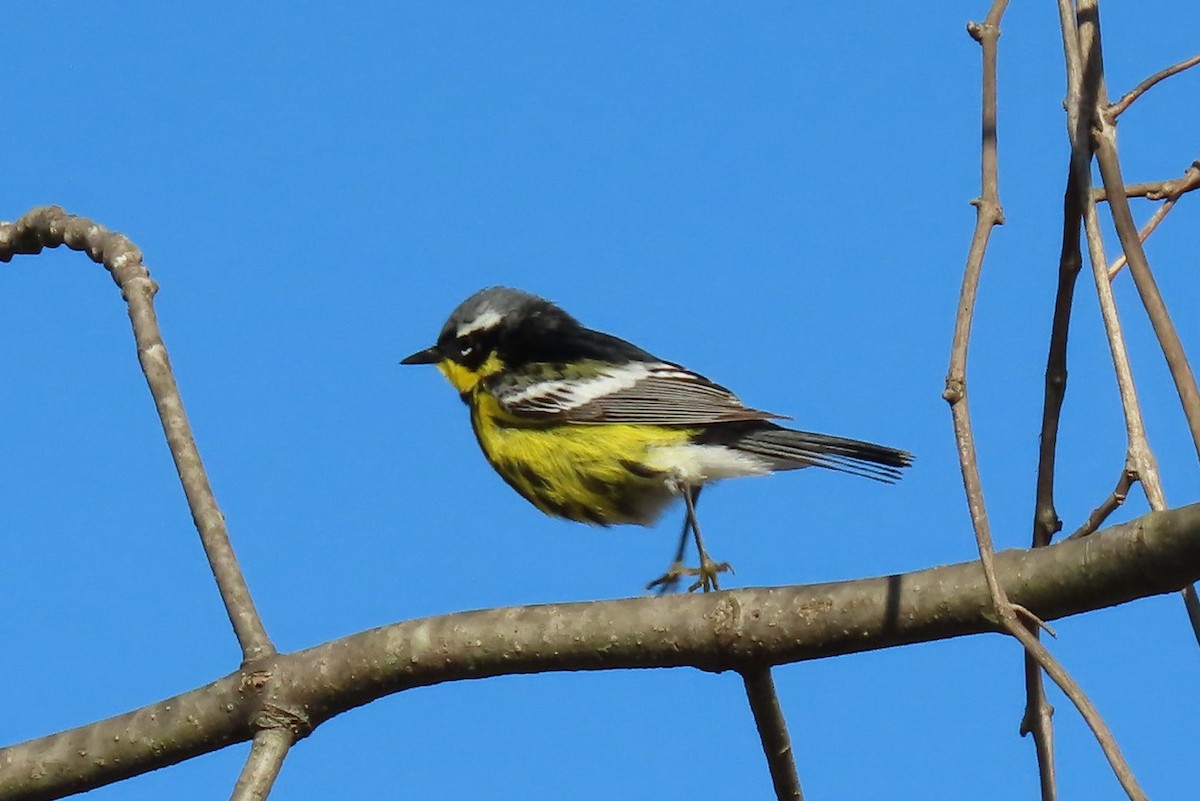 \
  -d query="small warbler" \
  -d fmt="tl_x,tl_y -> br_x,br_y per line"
402,287 -> 911,592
